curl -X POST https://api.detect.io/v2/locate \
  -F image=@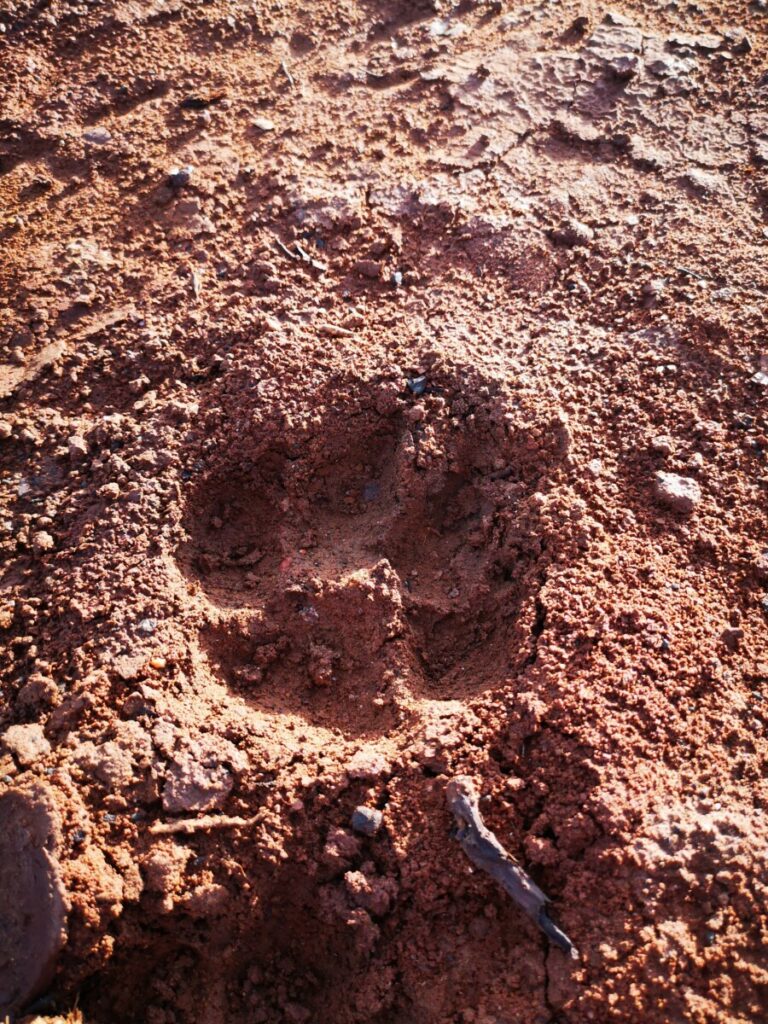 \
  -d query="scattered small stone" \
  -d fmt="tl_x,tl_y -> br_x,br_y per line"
83,127 -> 112,145
651,435 -> 674,456
32,530 -> 54,553
549,218 -> 594,248
344,868 -> 396,915
321,827 -> 361,868
641,278 -> 666,303
113,654 -> 146,682
0,419 -> 12,439
586,20 -> 642,77
646,53 -> 697,78
653,471 -> 701,514
428,17 -> 468,38
552,113 -> 601,145
750,370 -> 768,388
168,166 -> 193,189
406,375 -> 427,396
99,482 -> 120,500
346,750 -> 390,781
162,753 -> 233,814
138,618 -> 158,636
668,31 -> 723,52
67,434 -> 88,460
17,675 -> 58,709
253,116 -> 275,132
721,627 -> 744,651
391,270 -> 403,287
353,259 -> 382,279
3,723 -> 51,767
723,27 -> 751,54
351,806 -> 383,836
180,93 -> 225,110
681,168 -> 729,197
